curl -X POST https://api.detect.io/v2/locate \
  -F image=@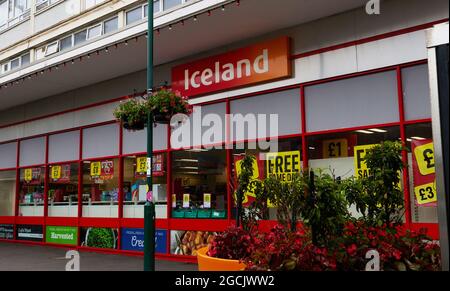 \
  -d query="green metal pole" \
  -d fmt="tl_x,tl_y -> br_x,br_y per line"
144,0 -> 155,272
